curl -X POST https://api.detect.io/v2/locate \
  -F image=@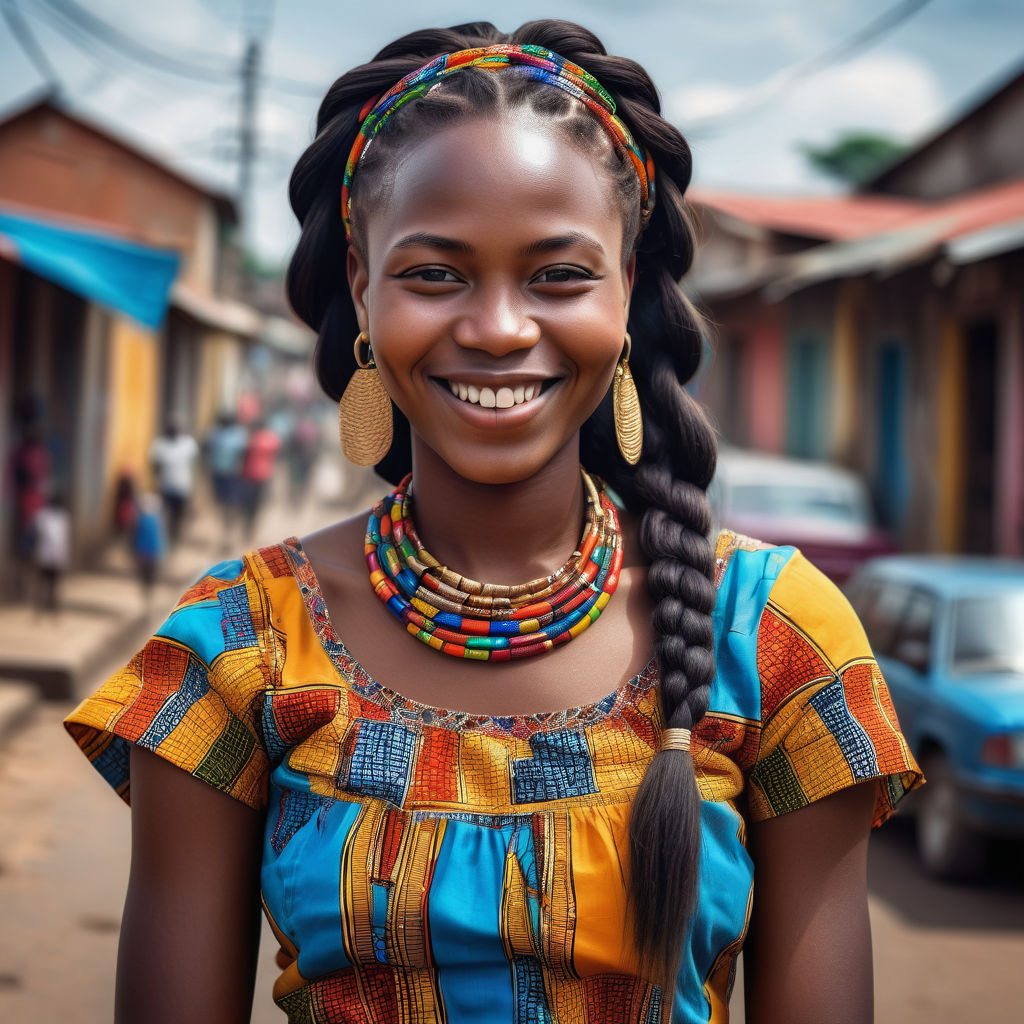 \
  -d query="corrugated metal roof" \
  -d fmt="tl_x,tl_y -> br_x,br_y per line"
690,189 -> 925,240
694,178 -> 1024,297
